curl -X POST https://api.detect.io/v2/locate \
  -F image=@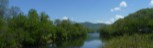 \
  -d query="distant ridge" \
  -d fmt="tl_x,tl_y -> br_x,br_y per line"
80,22 -> 106,32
